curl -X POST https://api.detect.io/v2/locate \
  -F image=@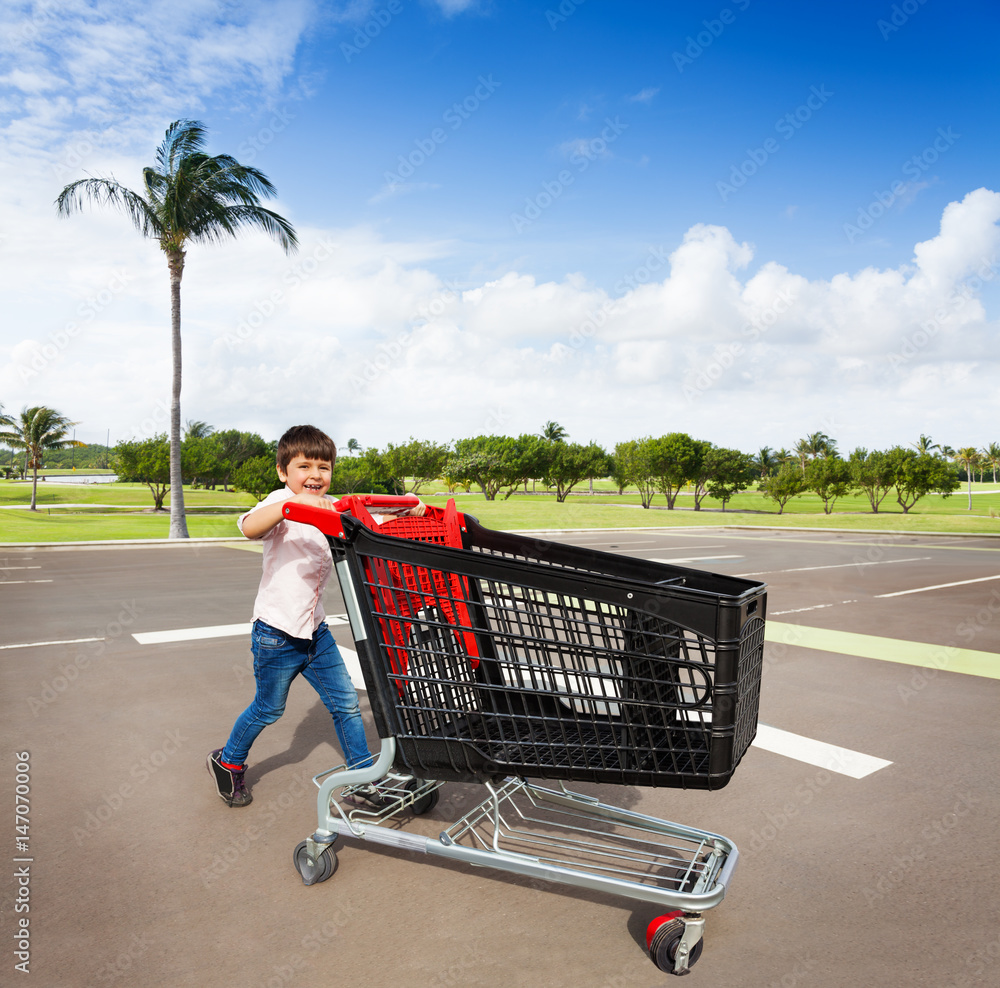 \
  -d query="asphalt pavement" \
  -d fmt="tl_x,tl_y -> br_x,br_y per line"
2,525 -> 999,988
